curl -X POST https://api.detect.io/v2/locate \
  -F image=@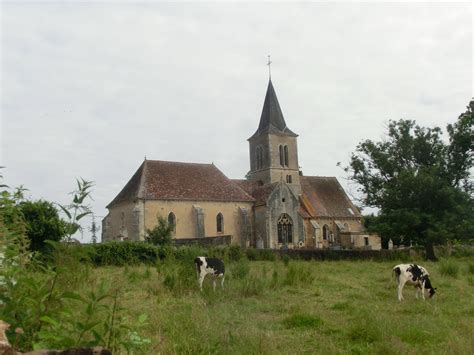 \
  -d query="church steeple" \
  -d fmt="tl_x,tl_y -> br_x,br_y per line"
249,80 -> 297,140
247,79 -> 301,194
